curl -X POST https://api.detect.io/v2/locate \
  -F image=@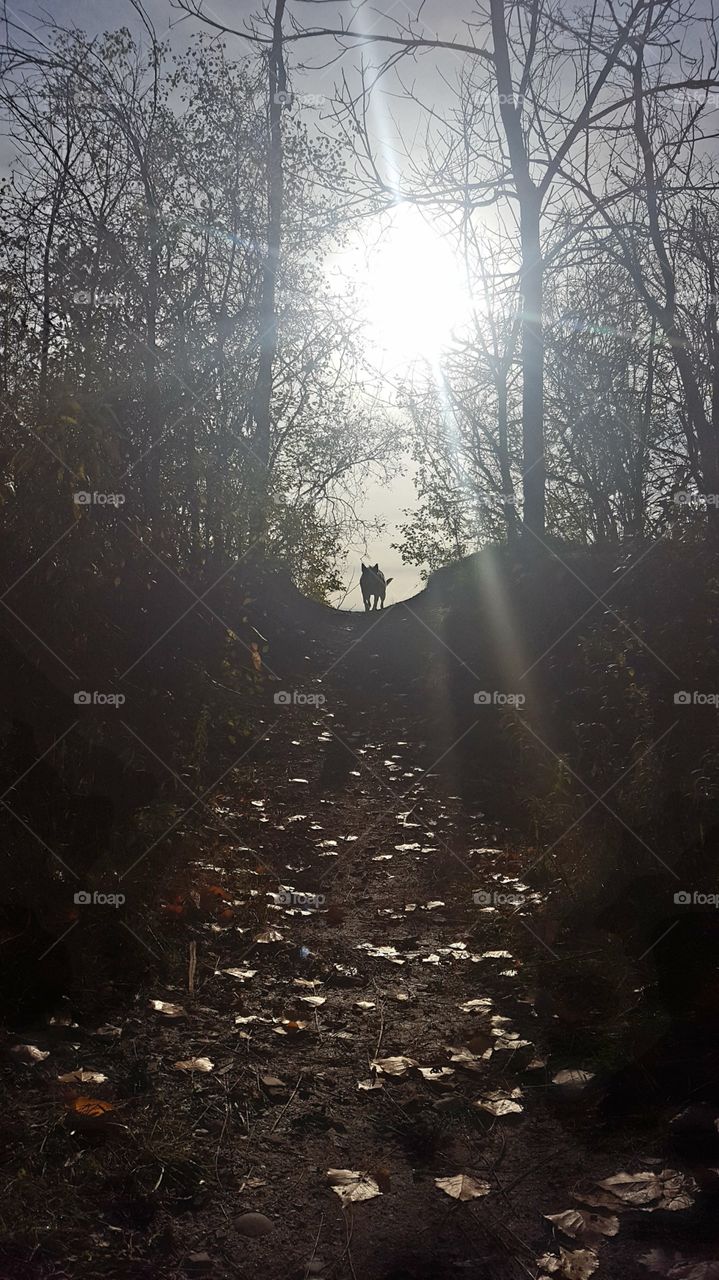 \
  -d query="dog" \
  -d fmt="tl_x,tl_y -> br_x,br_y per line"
360,562 -> 393,612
